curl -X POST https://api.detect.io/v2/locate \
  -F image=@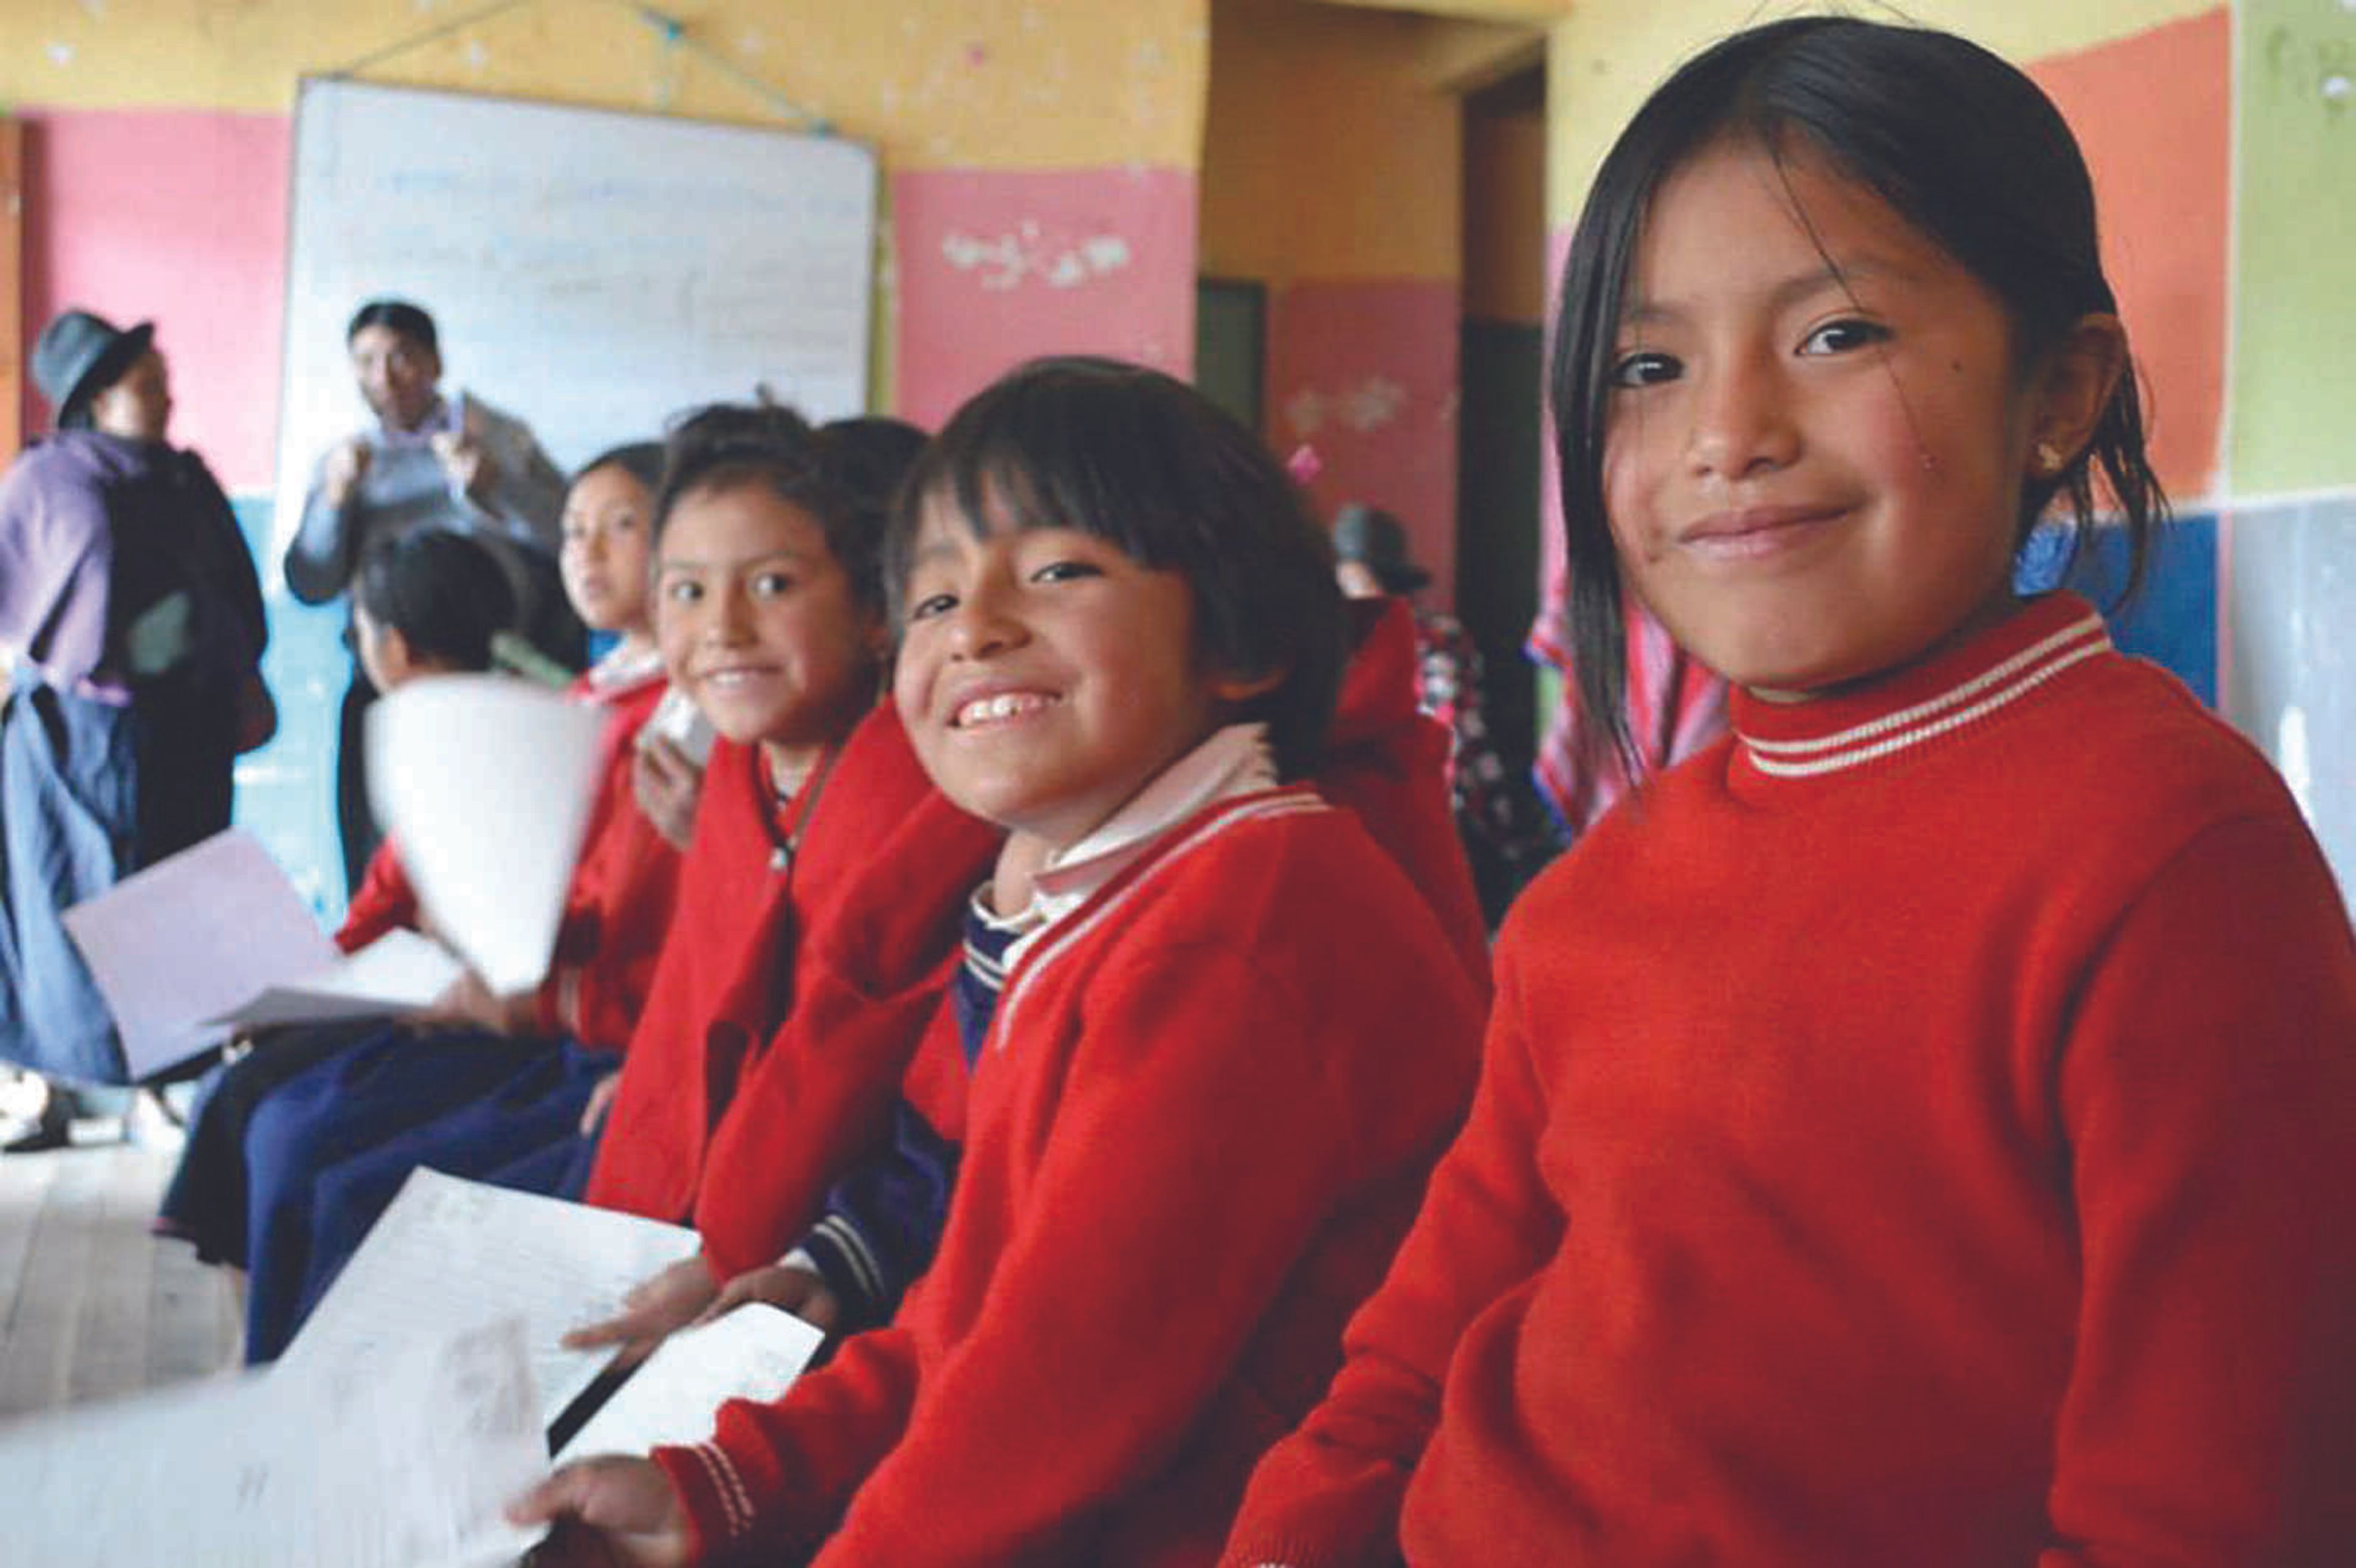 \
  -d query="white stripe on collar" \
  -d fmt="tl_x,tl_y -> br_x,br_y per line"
1739,612 -> 2110,780
990,785 -> 1328,1053
1009,723 -> 1276,959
